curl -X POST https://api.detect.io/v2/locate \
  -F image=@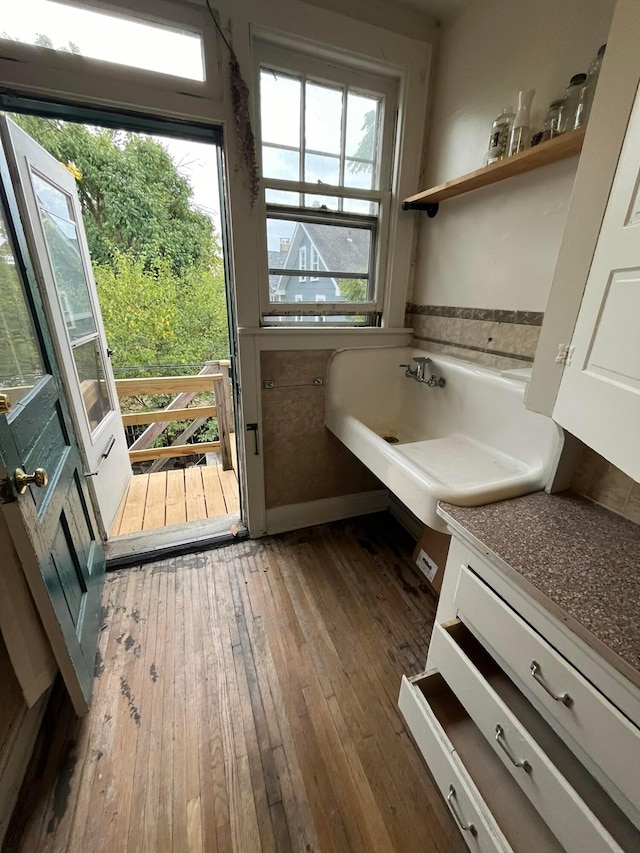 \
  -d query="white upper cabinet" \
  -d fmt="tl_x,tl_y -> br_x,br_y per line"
553,82 -> 640,480
526,0 -> 640,481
